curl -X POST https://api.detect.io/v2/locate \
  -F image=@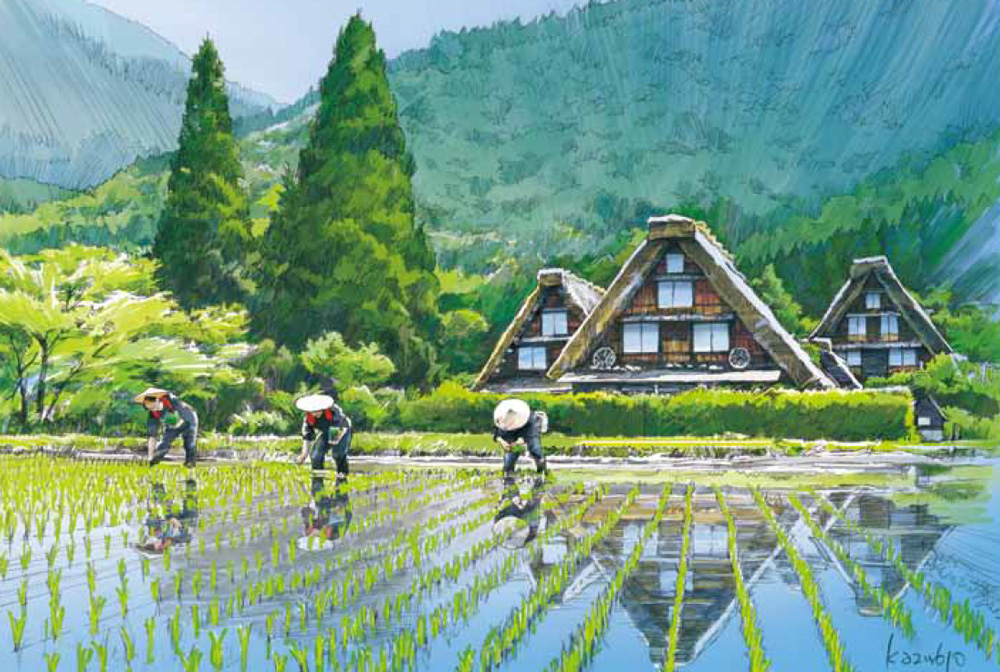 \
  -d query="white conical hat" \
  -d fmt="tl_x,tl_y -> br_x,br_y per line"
494,398 -> 531,431
133,387 -> 169,403
295,394 -> 335,413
